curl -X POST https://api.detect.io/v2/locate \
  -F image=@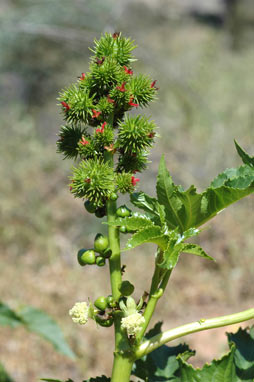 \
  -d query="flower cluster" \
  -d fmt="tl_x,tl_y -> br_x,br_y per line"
57,32 -> 158,210
69,302 -> 90,325
121,312 -> 145,336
